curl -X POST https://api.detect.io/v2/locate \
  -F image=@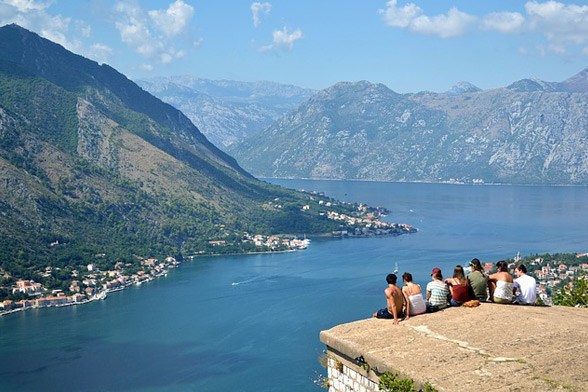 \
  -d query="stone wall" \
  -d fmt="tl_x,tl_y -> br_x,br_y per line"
325,347 -> 380,392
